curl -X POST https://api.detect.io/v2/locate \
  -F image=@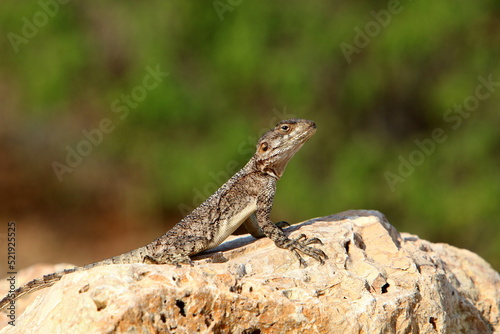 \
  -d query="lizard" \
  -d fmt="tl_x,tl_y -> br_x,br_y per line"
0,118 -> 327,312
